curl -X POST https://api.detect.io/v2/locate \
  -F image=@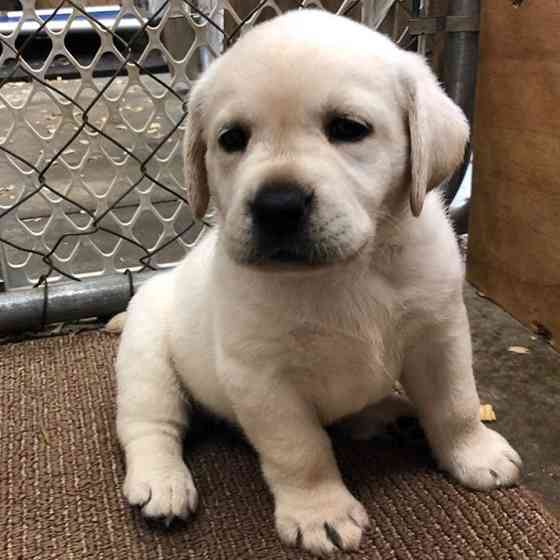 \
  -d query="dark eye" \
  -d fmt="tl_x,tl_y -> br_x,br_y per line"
218,126 -> 249,153
326,116 -> 371,143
